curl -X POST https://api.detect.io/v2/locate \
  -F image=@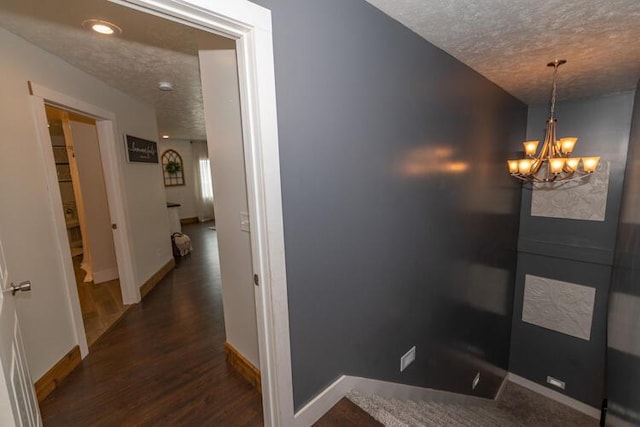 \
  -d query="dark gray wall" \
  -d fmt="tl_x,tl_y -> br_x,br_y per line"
510,92 -> 635,408
607,82 -> 640,425
251,0 -> 526,409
